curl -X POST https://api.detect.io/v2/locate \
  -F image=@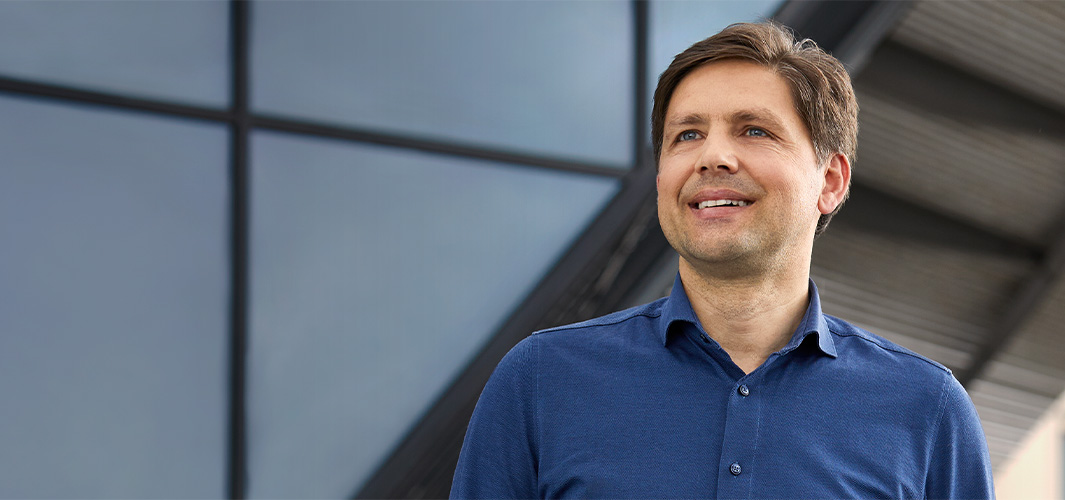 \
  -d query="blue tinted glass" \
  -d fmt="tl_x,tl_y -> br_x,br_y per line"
252,0 -> 633,167
0,96 -> 229,497
0,1 -> 229,107
247,131 -> 619,497
649,0 -> 784,104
